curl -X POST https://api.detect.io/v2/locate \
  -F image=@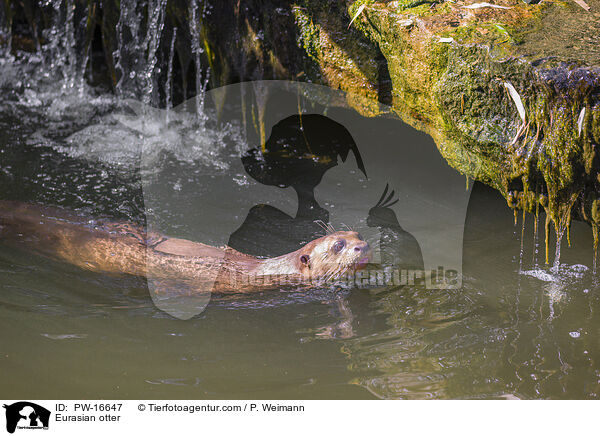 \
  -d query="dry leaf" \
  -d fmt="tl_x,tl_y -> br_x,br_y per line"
462,2 -> 511,8
504,81 -> 526,123
348,4 -> 366,28
571,0 -> 590,10
578,107 -> 586,136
